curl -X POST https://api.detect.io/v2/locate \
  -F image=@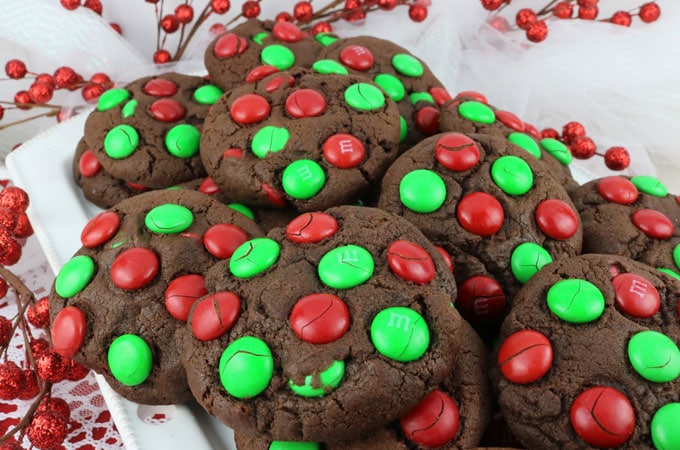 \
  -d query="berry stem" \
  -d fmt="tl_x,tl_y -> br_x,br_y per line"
0,110 -> 59,131
0,265 -> 37,359
174,2 -> 213,62
0,381 -> 51,443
